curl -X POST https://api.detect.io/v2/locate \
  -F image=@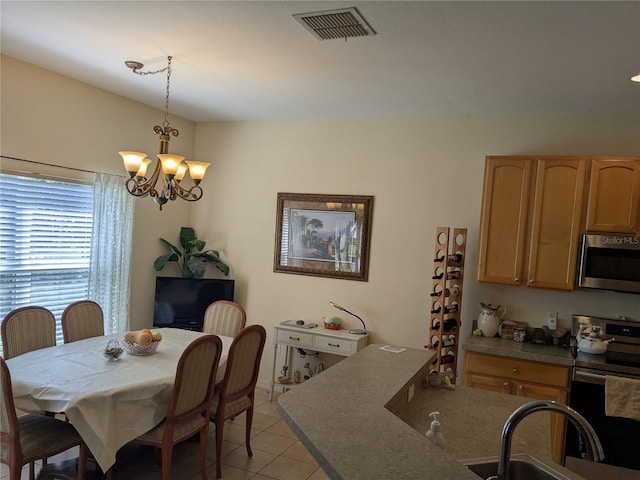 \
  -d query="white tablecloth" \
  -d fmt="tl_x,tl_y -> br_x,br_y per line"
6,327 -> 232,472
